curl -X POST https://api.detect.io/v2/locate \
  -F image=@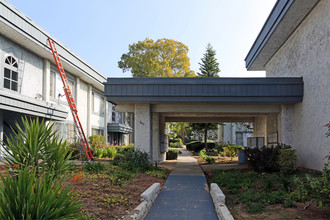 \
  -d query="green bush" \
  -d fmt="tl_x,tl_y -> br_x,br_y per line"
186,141 -> 216,152
169,138 -> 183,148
199,149 -> 215,164
222,144 -> 244,159
166,148 -> 180,160
111,149 -> 152,173
289,162 -> 330,207
278,149 -> 297,174
83,162 -> 106,173
88,135 -> 106,149
0,168 -> 82,219
245,144 -> 293,172
1,117 -> 73,177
